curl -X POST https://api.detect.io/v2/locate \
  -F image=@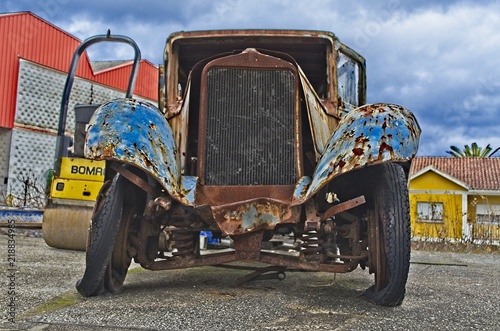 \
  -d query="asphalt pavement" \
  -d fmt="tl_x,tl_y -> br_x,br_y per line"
1,229 -> 499,330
